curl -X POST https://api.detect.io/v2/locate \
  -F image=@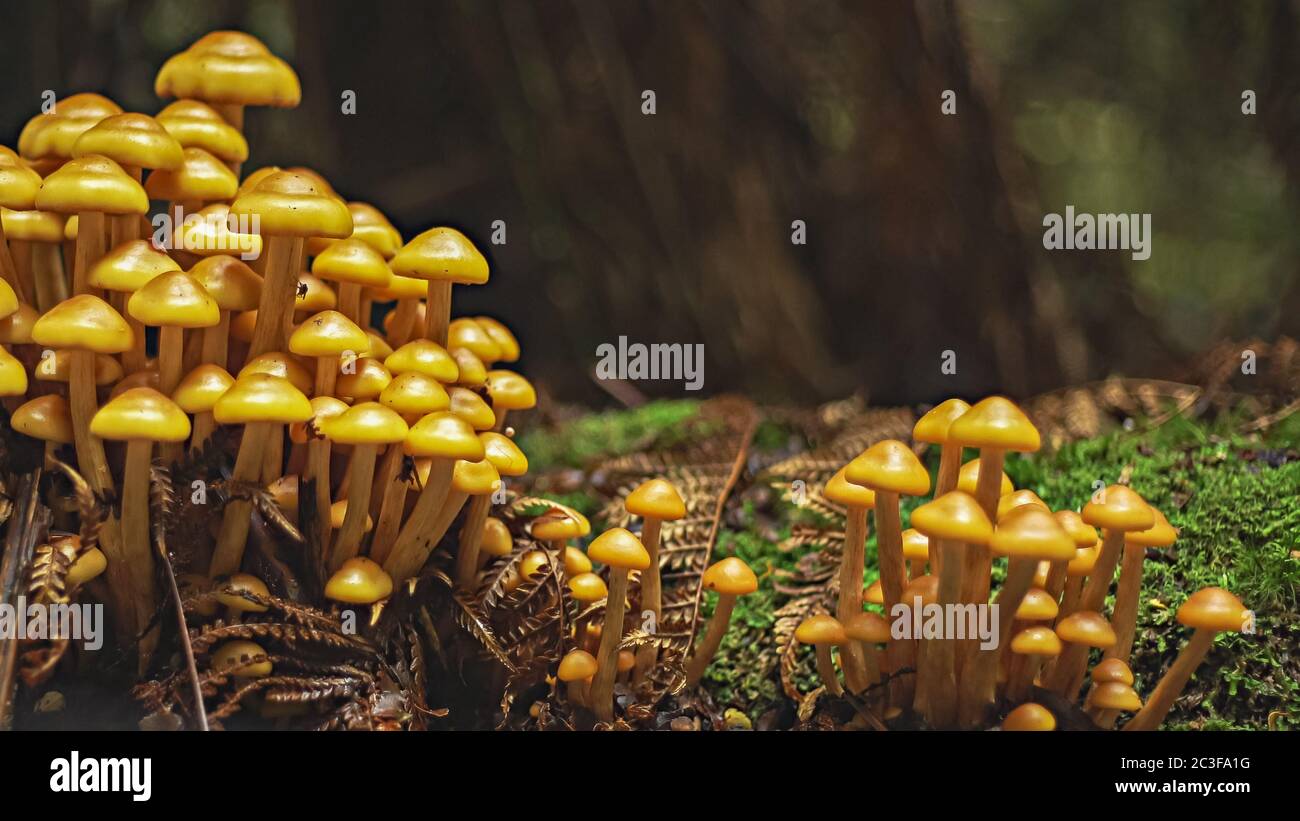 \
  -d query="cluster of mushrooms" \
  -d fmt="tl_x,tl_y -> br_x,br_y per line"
792,397 -> 1249,730
0,32 -> 544,678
